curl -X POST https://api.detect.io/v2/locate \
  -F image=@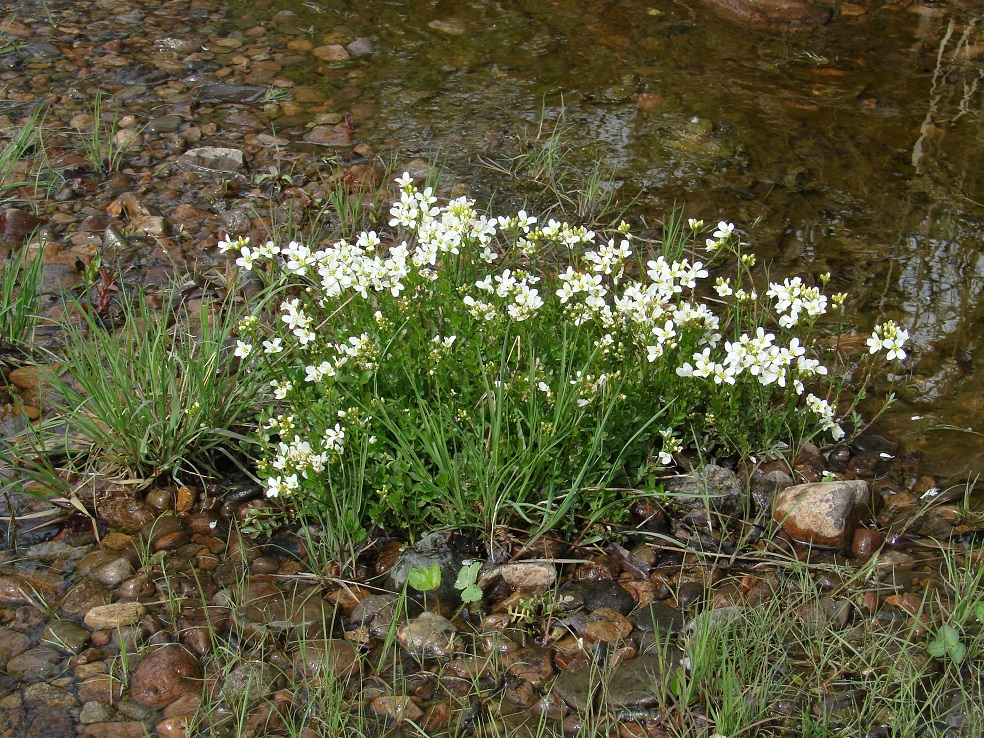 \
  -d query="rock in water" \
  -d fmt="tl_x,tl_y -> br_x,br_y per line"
699,0 -> 833,32
130,645 -> 201,708
773,480 -> 869,548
